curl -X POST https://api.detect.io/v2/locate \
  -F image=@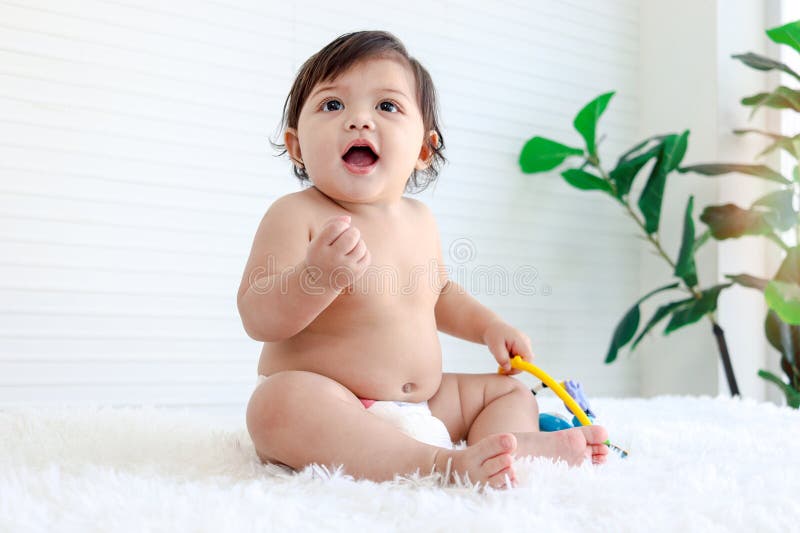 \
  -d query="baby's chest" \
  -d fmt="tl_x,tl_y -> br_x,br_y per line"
341,230 -> 443,304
